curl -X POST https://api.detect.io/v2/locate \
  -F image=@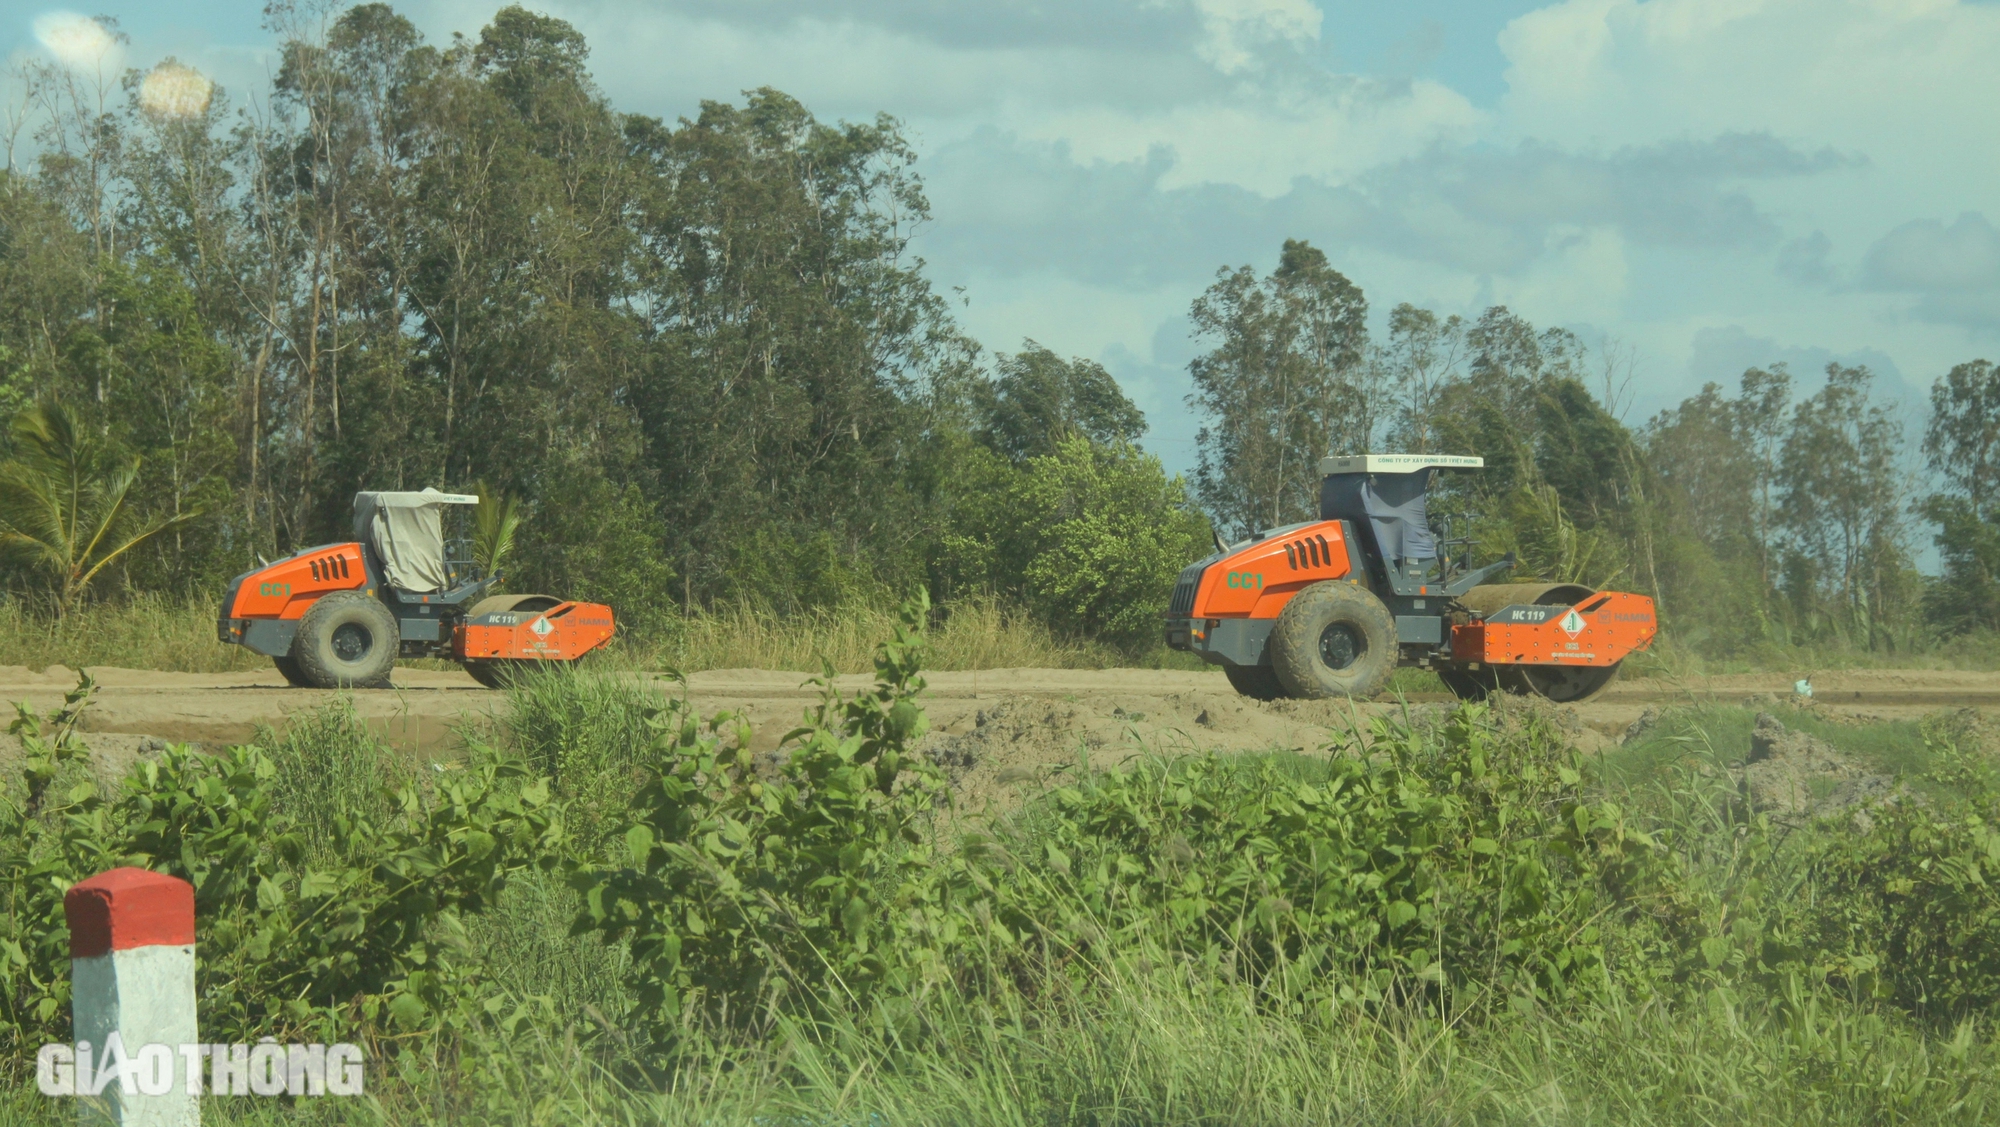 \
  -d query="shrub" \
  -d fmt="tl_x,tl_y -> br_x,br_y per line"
0,682 -> 562,1066
574,596 -> 1686,1048
572,593 -> 960,1044
939,436 -> 1211,641
1785,734 -> 2000,1020
976,706 -> 1676,1013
